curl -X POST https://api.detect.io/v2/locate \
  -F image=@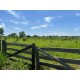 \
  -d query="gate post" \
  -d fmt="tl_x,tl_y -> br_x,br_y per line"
32,43 -> 35,70
0,39 -> 1,51
2,40 -> 7,54
35,47 -> 39,70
